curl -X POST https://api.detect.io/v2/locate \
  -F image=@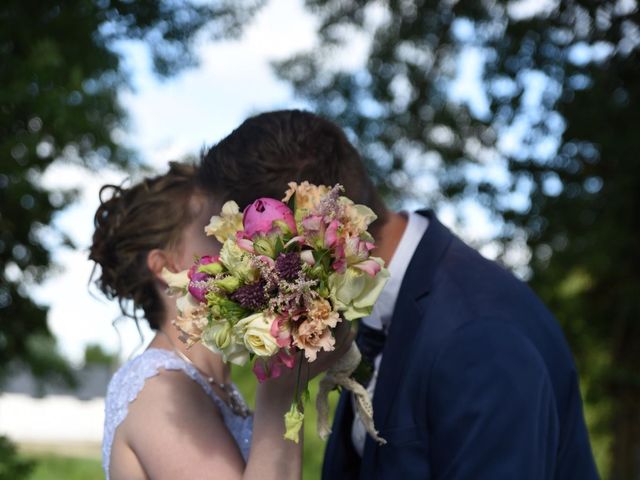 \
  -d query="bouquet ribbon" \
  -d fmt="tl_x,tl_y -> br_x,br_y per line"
316,342 -> 387,445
